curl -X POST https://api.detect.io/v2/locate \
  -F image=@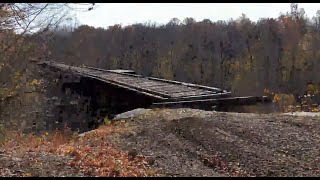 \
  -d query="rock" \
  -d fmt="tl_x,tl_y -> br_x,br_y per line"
283,112 -> 320,117
113,108 -> 151,120
78,130 -> 93,137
